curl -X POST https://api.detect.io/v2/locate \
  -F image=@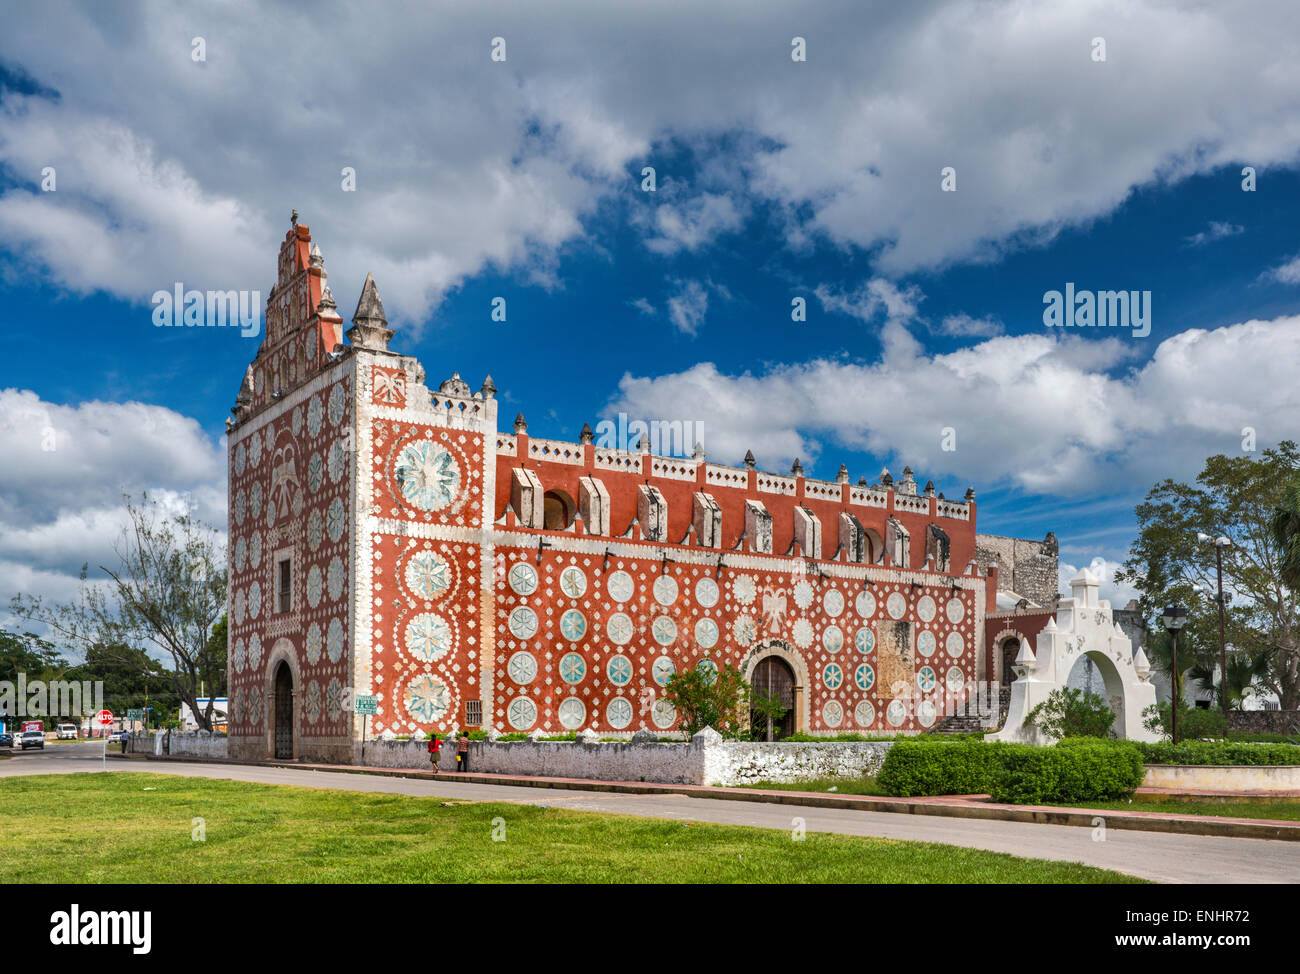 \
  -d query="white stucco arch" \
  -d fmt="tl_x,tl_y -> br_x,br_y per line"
988,569 -> 1157,744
